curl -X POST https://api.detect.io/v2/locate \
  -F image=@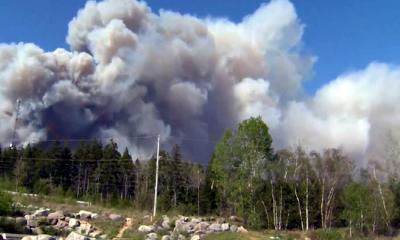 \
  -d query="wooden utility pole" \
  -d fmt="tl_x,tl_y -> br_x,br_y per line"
153,135 -> 160,217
